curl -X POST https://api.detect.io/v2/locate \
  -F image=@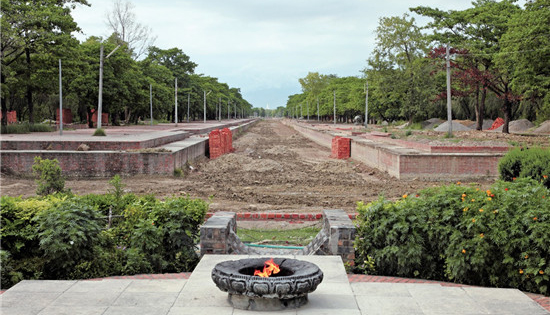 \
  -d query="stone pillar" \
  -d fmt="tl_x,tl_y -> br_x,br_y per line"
199,211 -> 236,255
324,210 -> 356,265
